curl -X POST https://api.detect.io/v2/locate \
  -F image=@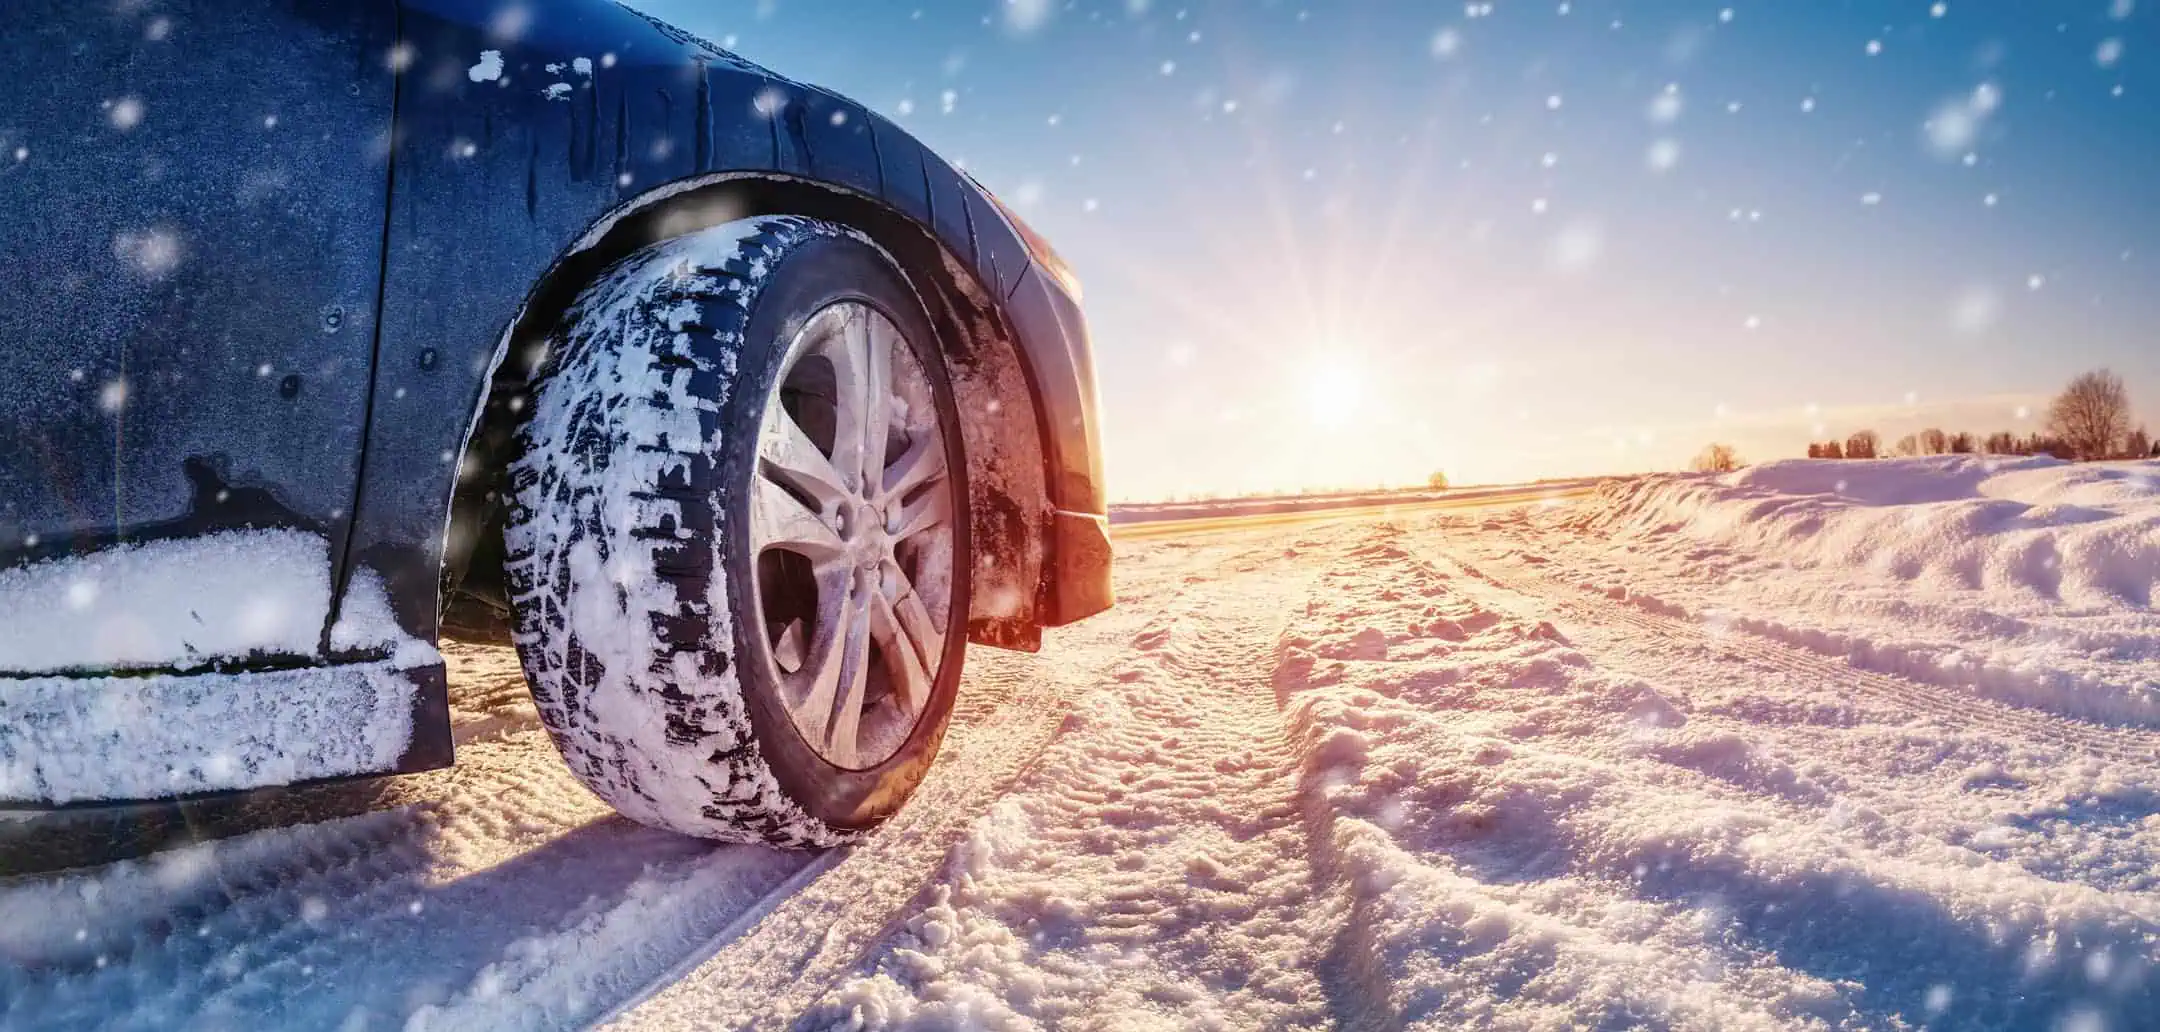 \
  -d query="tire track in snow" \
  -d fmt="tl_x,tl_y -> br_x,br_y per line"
764,545 -> 1340,1030
1275,528 -> 1858,1029
612,535 -> 1301,1029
